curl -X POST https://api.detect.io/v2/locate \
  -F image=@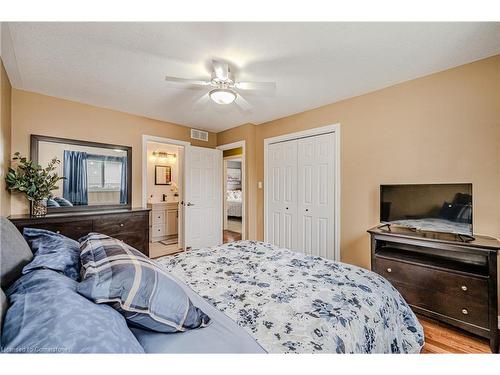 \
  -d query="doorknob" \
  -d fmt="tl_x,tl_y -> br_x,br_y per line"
186,202 -> 194,206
